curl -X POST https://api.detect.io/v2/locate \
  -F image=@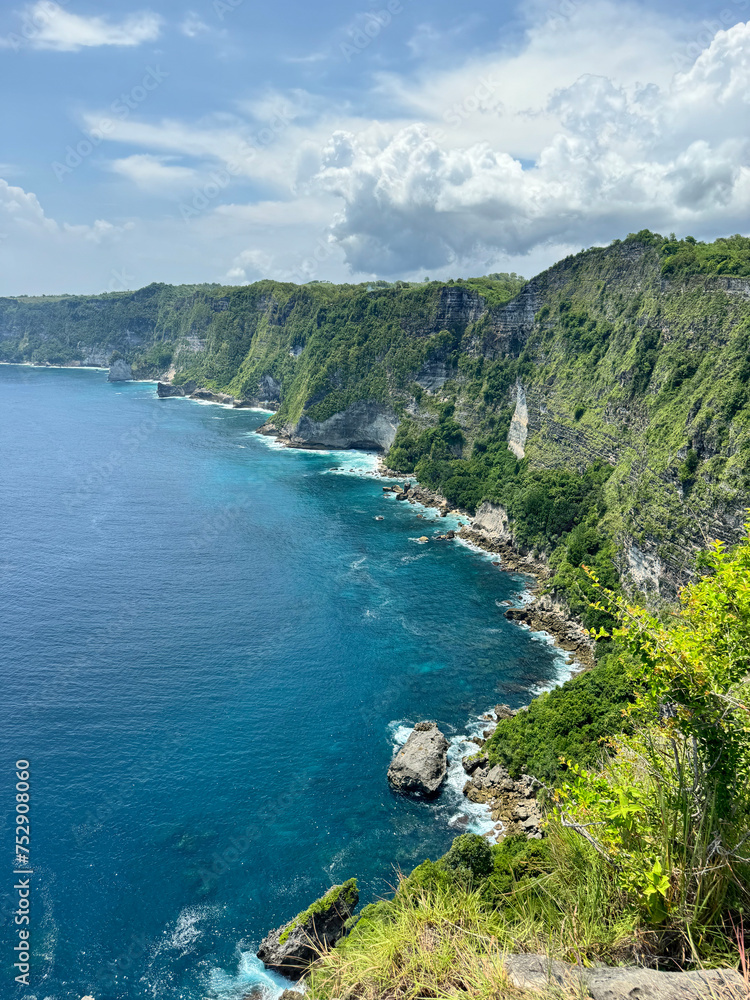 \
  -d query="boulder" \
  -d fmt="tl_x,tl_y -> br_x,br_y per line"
461,754 -> 488,775
256,879 -> 359,980
388,722 -> 449,796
